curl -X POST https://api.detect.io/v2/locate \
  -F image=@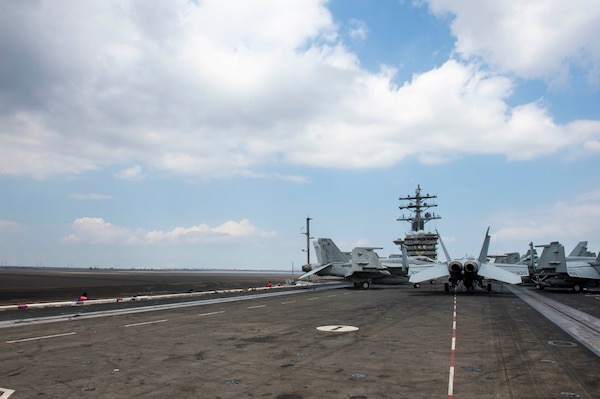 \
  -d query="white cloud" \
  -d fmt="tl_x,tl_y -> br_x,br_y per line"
114,165 -> 145,181
490,189 -> 600,250
62,217 -> 131,244
0,0 -> 598,181
348,19 -> 368,41
425,0 -> 600,83
0,220 -> 22,232
62,217 -> 276,245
